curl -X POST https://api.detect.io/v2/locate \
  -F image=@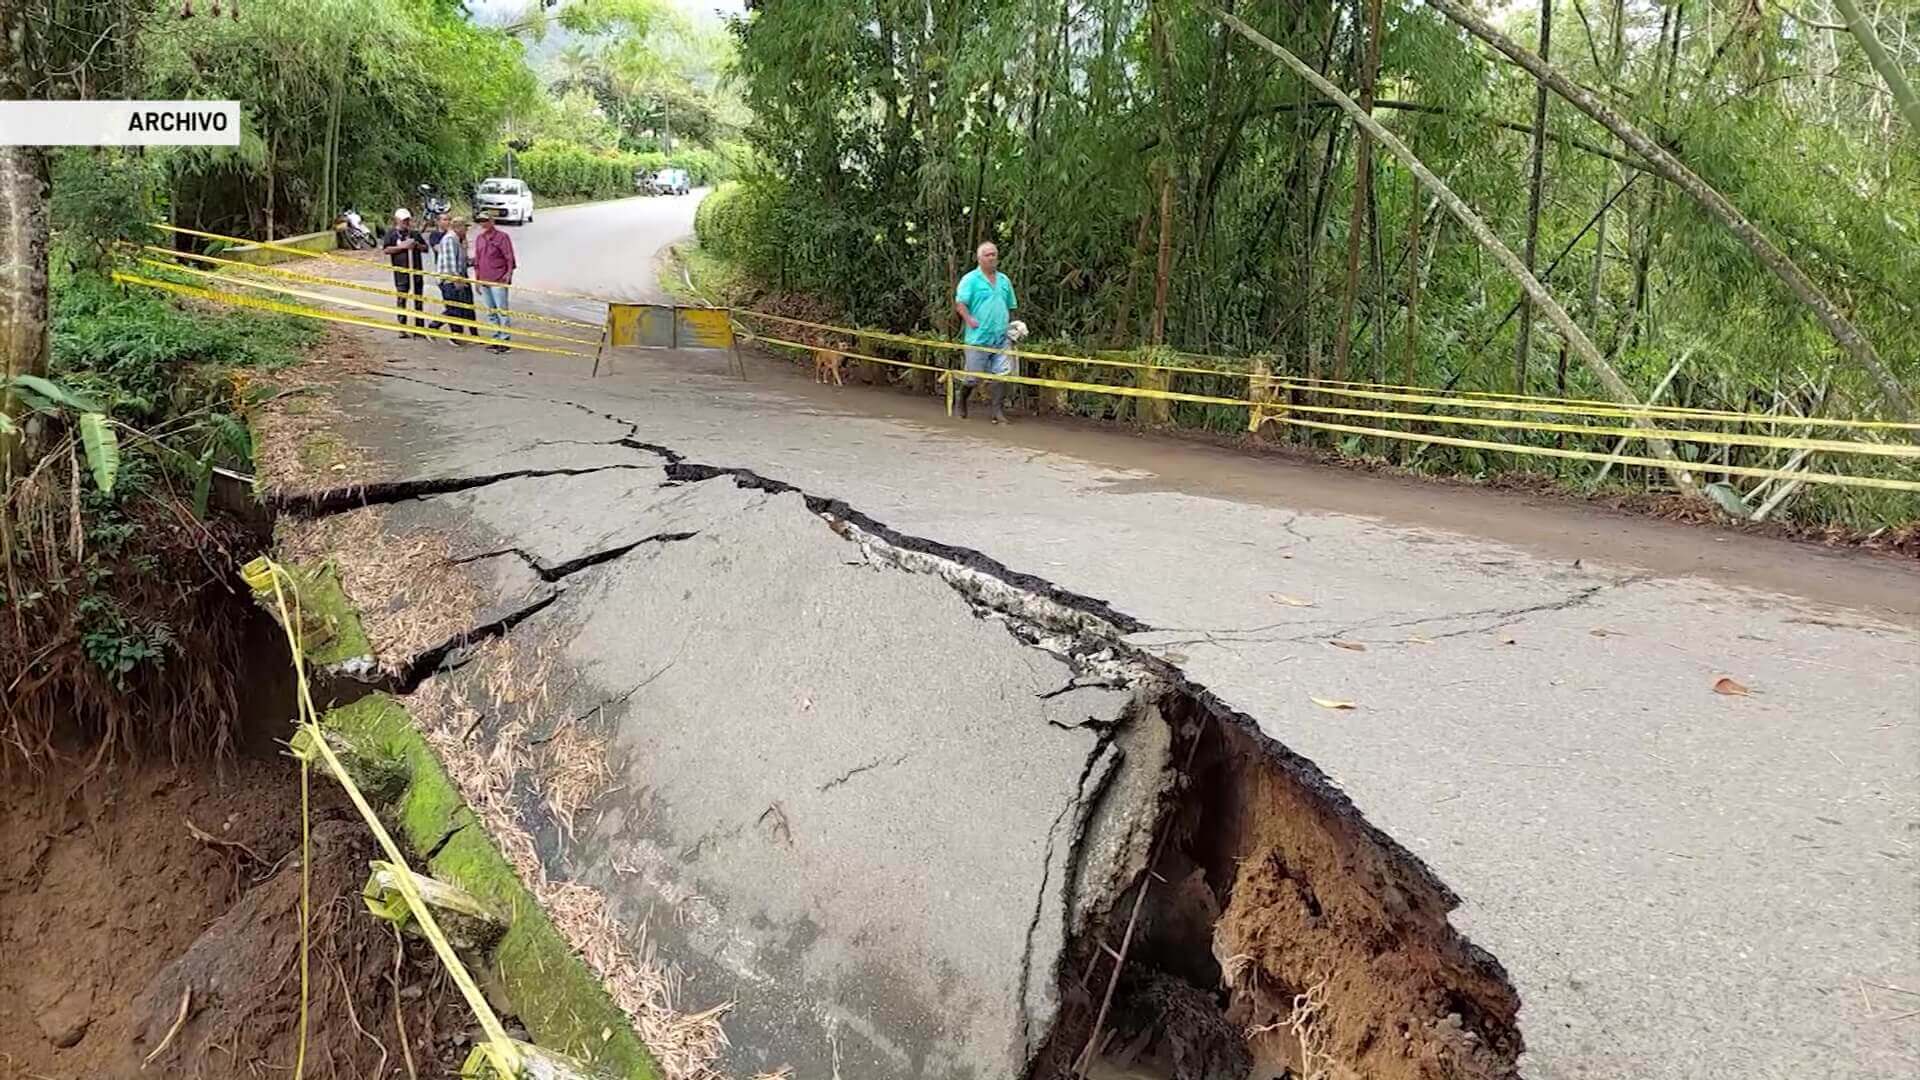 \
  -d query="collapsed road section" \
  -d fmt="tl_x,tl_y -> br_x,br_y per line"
271,377 -> 1522,1080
